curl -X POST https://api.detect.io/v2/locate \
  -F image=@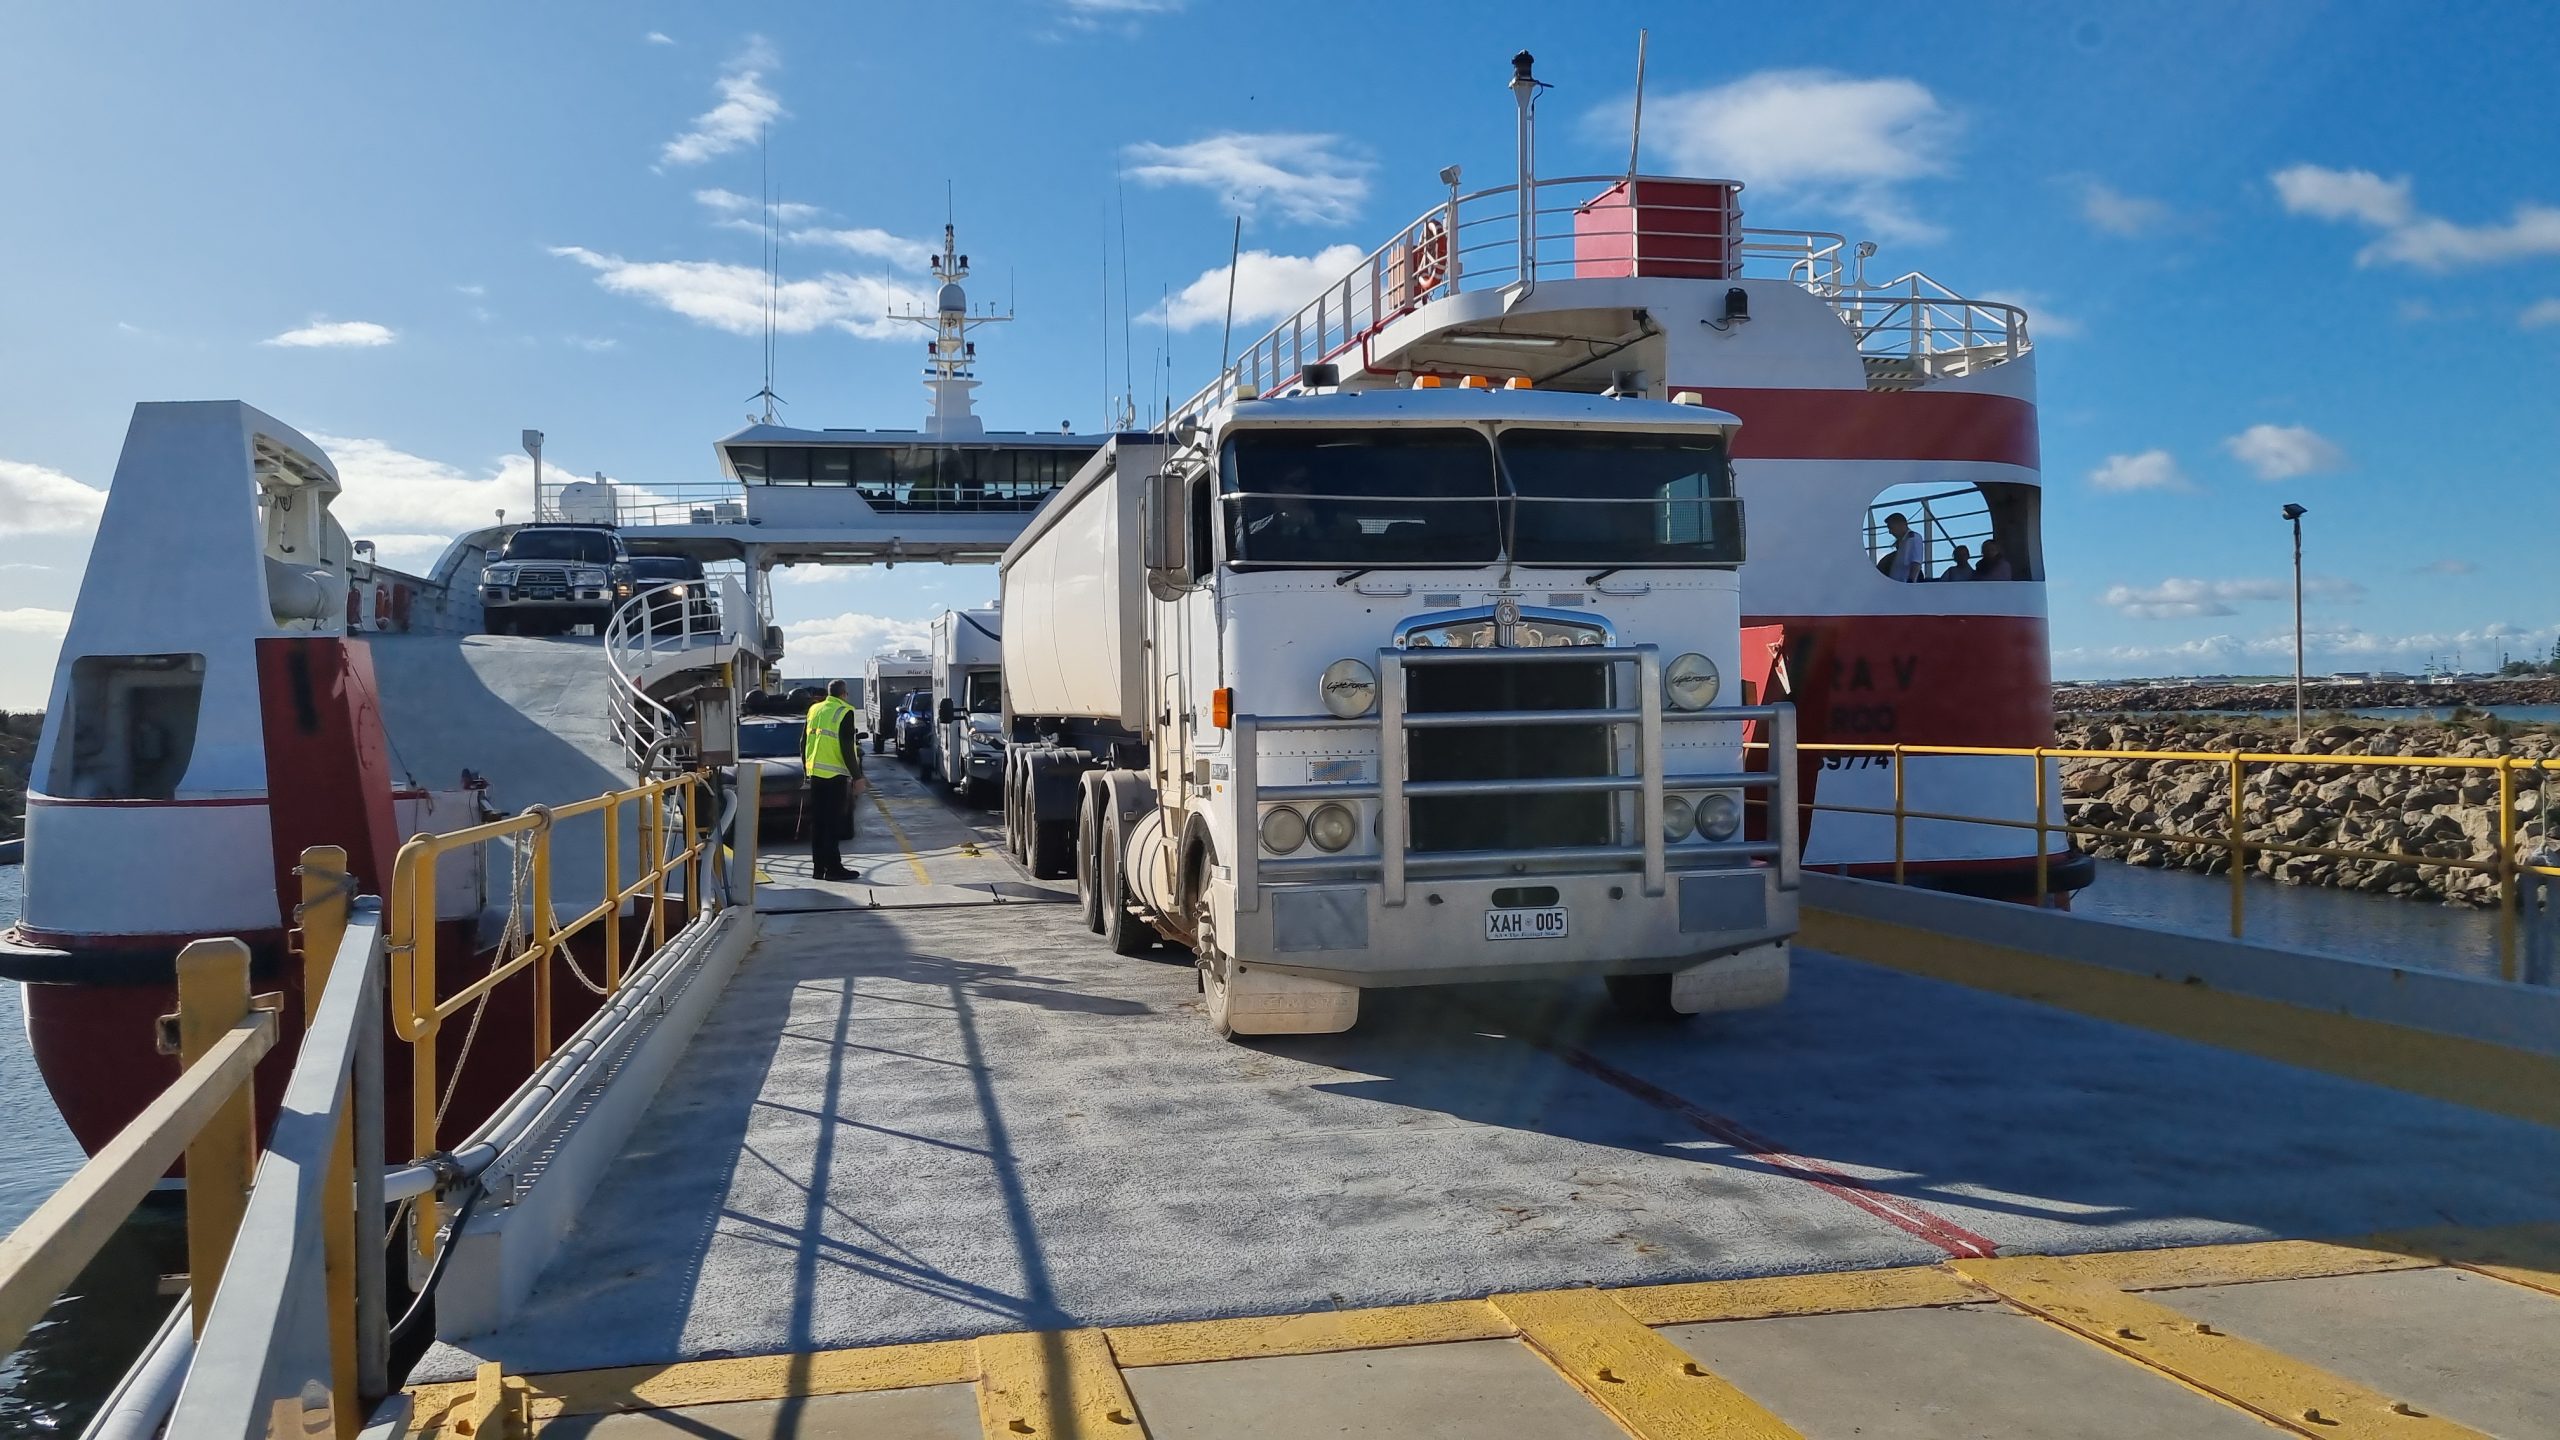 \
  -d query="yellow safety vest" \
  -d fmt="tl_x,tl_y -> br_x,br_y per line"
804,697 -> 854,780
